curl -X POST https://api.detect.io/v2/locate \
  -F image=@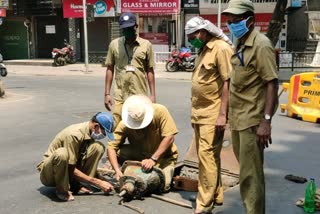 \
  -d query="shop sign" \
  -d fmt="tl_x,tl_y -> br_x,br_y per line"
0,0 -> 9,8
121,0 -> 179,14
182,0 -> 199,9
63,0 -> 115,18
0,8 -> 6,17
201,13 -> 272,33
139,33 -> 168,45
